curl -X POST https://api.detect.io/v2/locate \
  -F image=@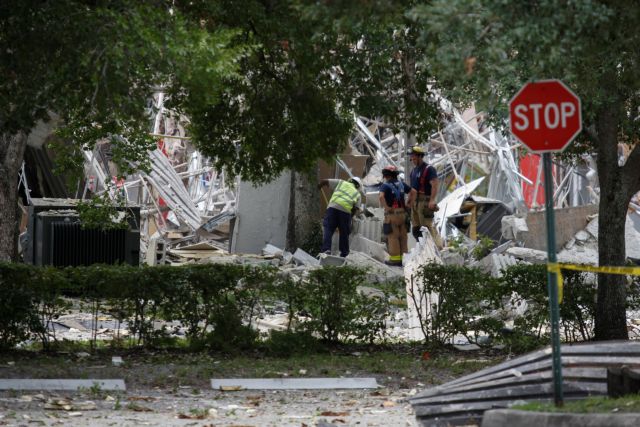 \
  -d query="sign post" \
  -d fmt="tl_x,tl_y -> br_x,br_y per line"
509,79 -> 582,407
